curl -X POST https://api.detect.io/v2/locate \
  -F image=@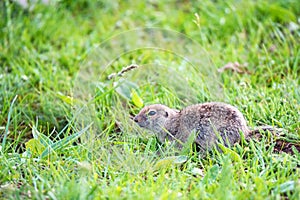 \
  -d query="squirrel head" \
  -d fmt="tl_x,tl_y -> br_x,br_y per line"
133,104 -> 179,134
